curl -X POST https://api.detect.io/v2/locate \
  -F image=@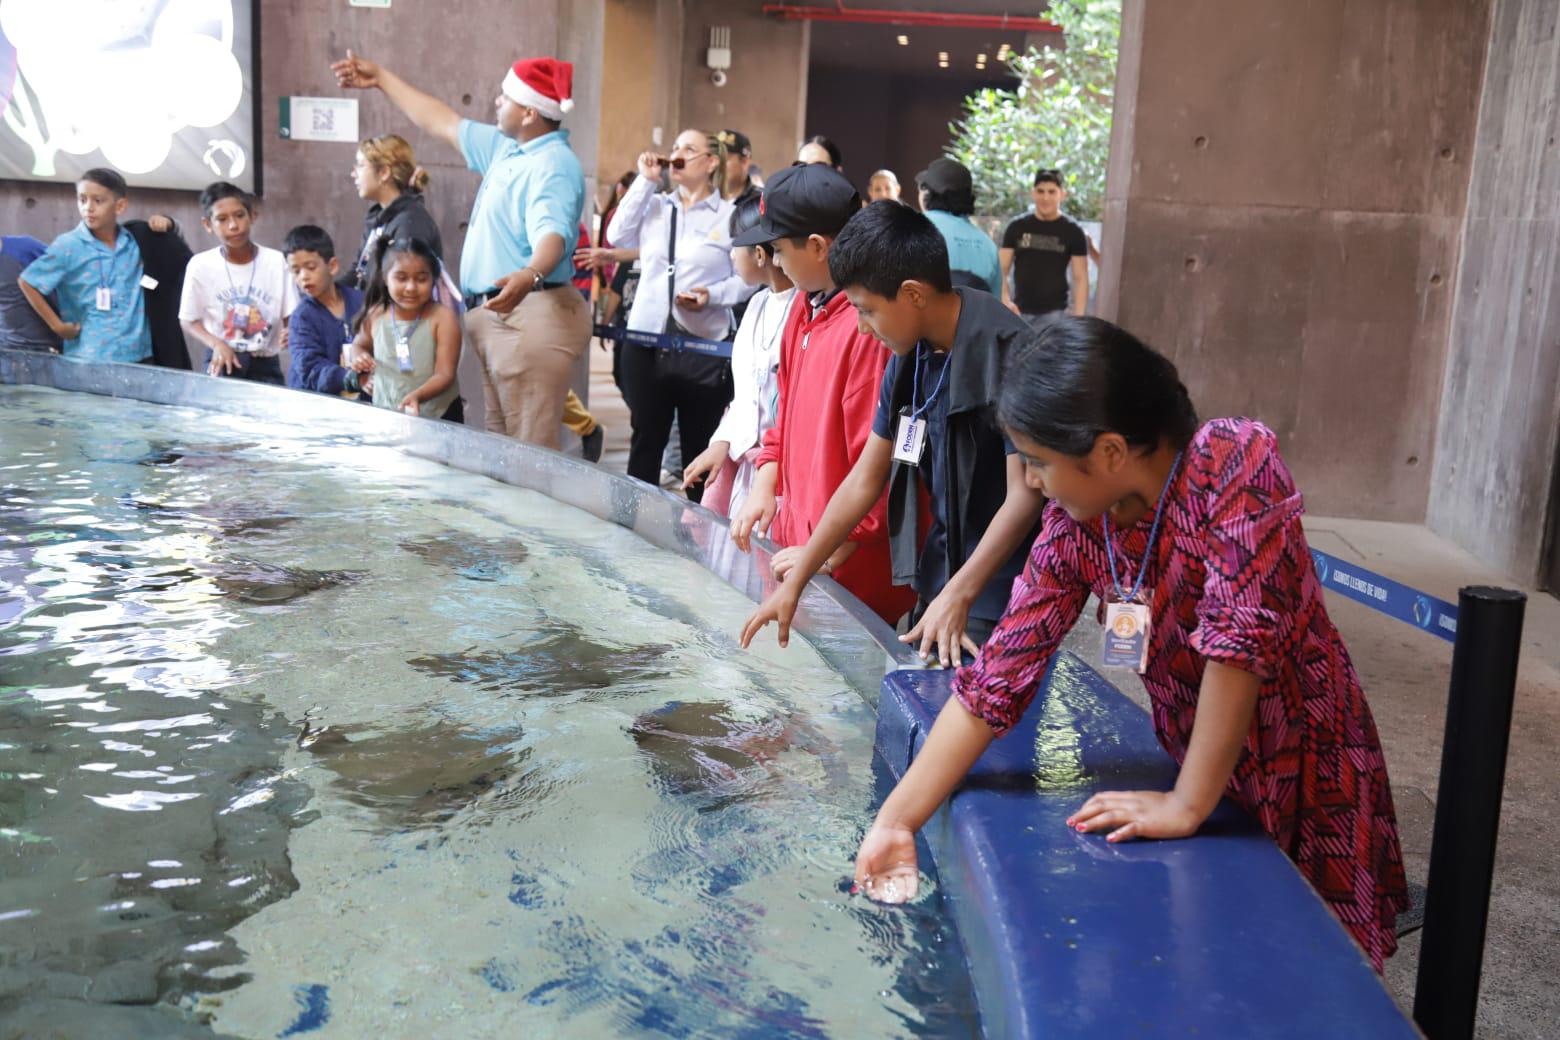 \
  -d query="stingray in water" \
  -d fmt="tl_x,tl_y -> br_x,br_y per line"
208,557 -> 363,605
121,496 -> 299,537
296,715 -> 532,830
406,622 -> 673,697
113,440 -> 262,469
398,530 -> 529,582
